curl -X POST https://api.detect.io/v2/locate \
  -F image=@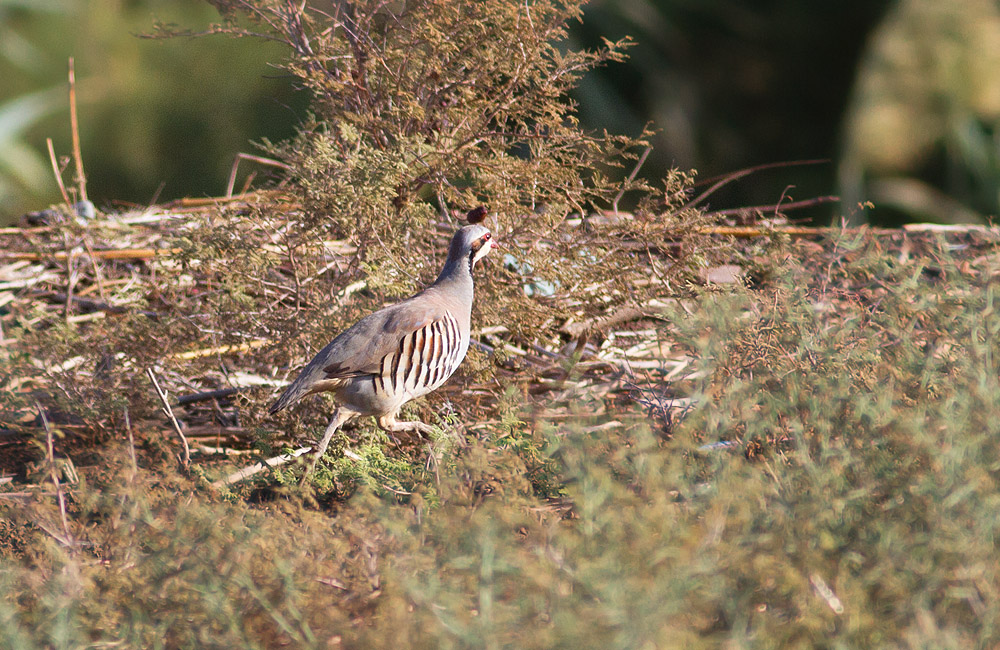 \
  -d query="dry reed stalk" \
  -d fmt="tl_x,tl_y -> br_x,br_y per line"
0,248 -> 183,262
68,57 -> 87,202
166,340 -> 271,361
